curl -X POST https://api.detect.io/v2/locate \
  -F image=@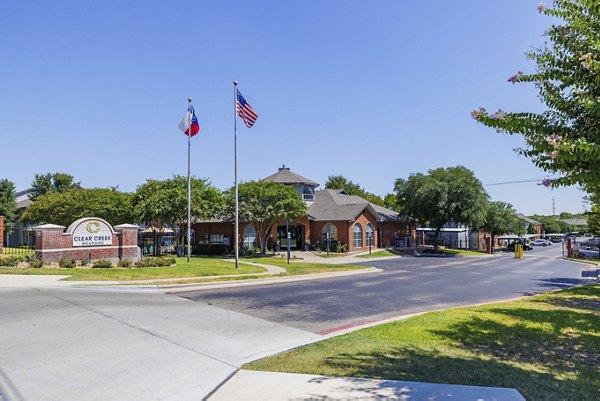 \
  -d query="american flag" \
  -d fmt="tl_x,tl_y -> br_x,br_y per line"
236,89 -> 258,128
